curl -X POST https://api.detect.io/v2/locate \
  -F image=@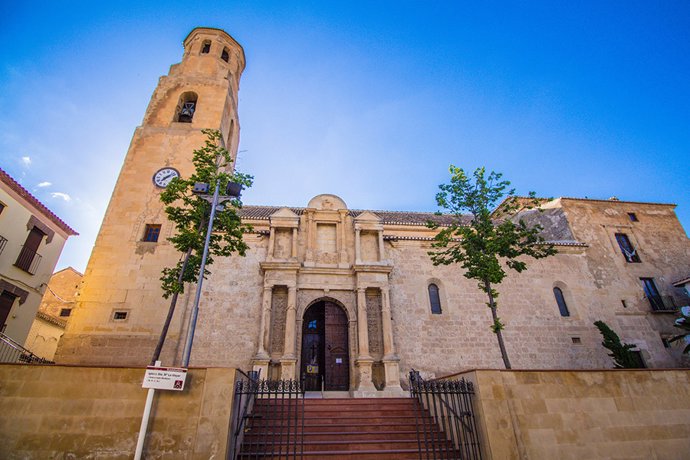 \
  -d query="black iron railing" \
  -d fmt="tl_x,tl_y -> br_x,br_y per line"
0,235 -> 7,256
14,245 -> 42,275
409,369 -> 482,460
649,295 -> 677,312
229,373 -> 304,459
0,331 -> 53,364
